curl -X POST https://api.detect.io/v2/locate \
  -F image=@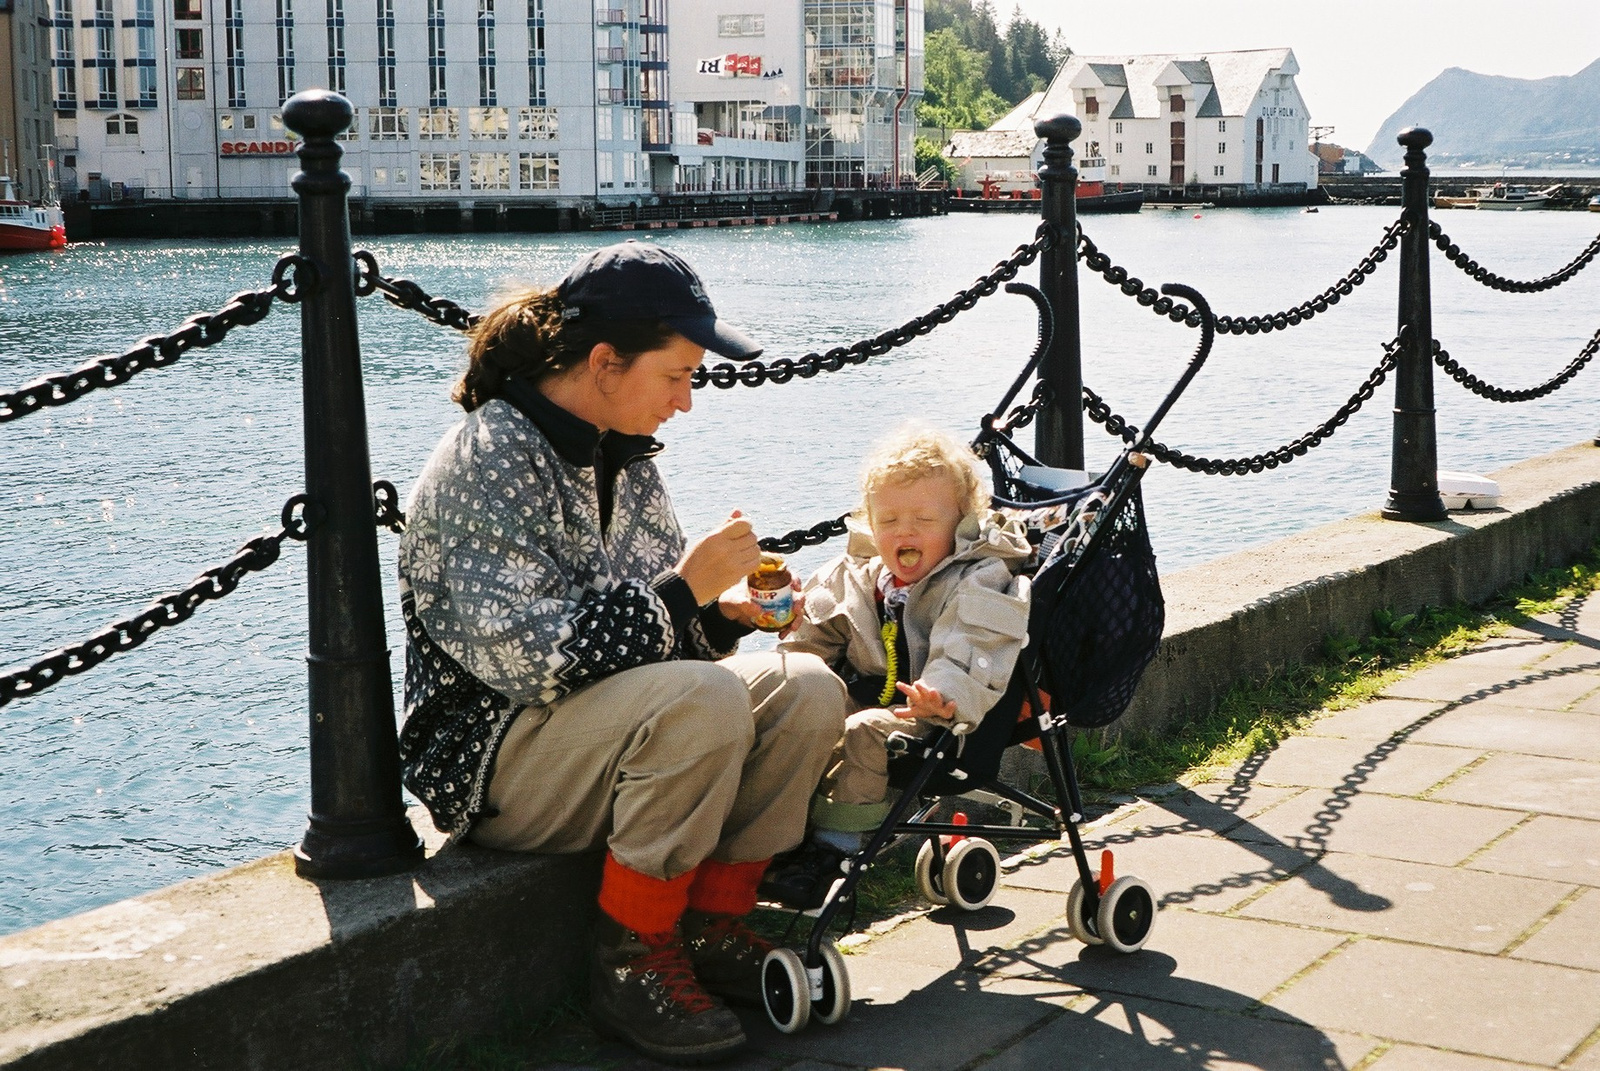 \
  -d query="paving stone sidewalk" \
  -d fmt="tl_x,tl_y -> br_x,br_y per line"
577,595 -> 1600,1071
